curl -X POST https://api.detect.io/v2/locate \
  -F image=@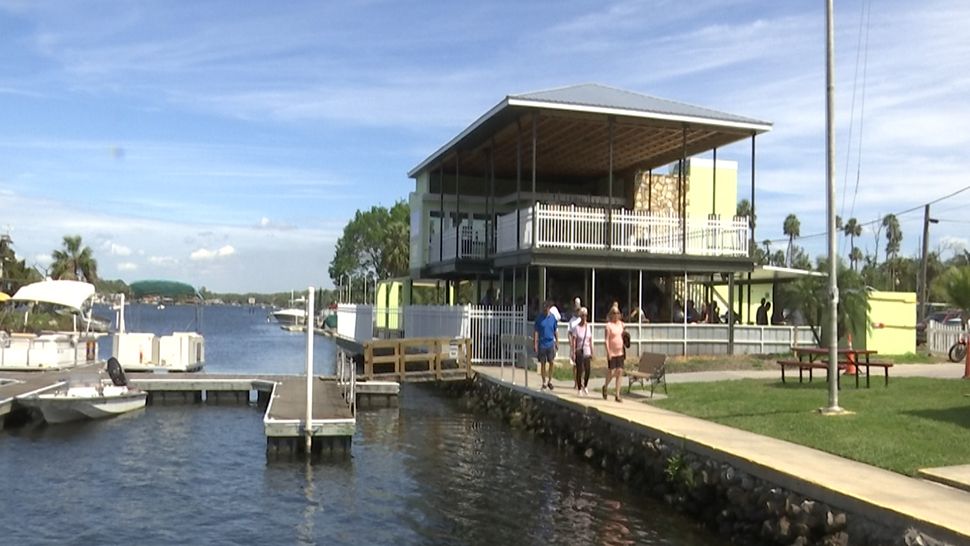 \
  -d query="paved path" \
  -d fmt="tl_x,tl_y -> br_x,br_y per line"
474,364 -> 970,543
